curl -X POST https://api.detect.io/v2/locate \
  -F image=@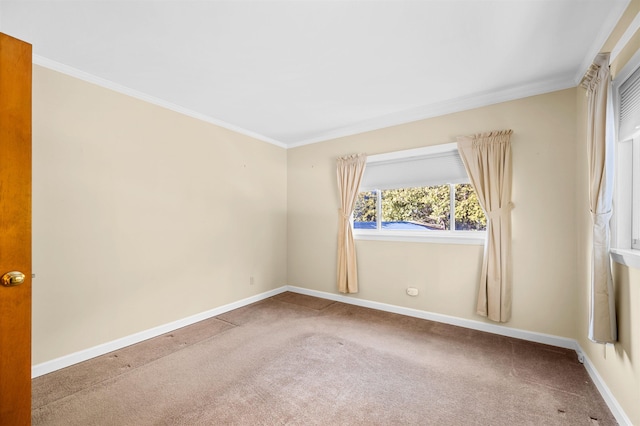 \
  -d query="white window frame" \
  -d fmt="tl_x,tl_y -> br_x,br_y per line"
633,137 -> 640,250
611,50 -> 640,269
353,143 -> 486,245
